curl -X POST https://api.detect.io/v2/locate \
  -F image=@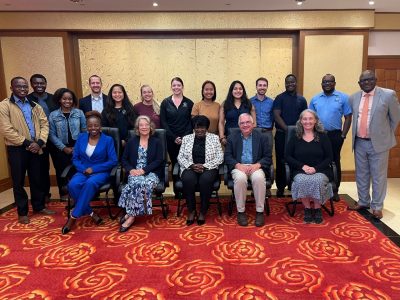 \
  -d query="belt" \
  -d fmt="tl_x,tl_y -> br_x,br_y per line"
356,136 -> 371,141
260,128 -> 273,132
